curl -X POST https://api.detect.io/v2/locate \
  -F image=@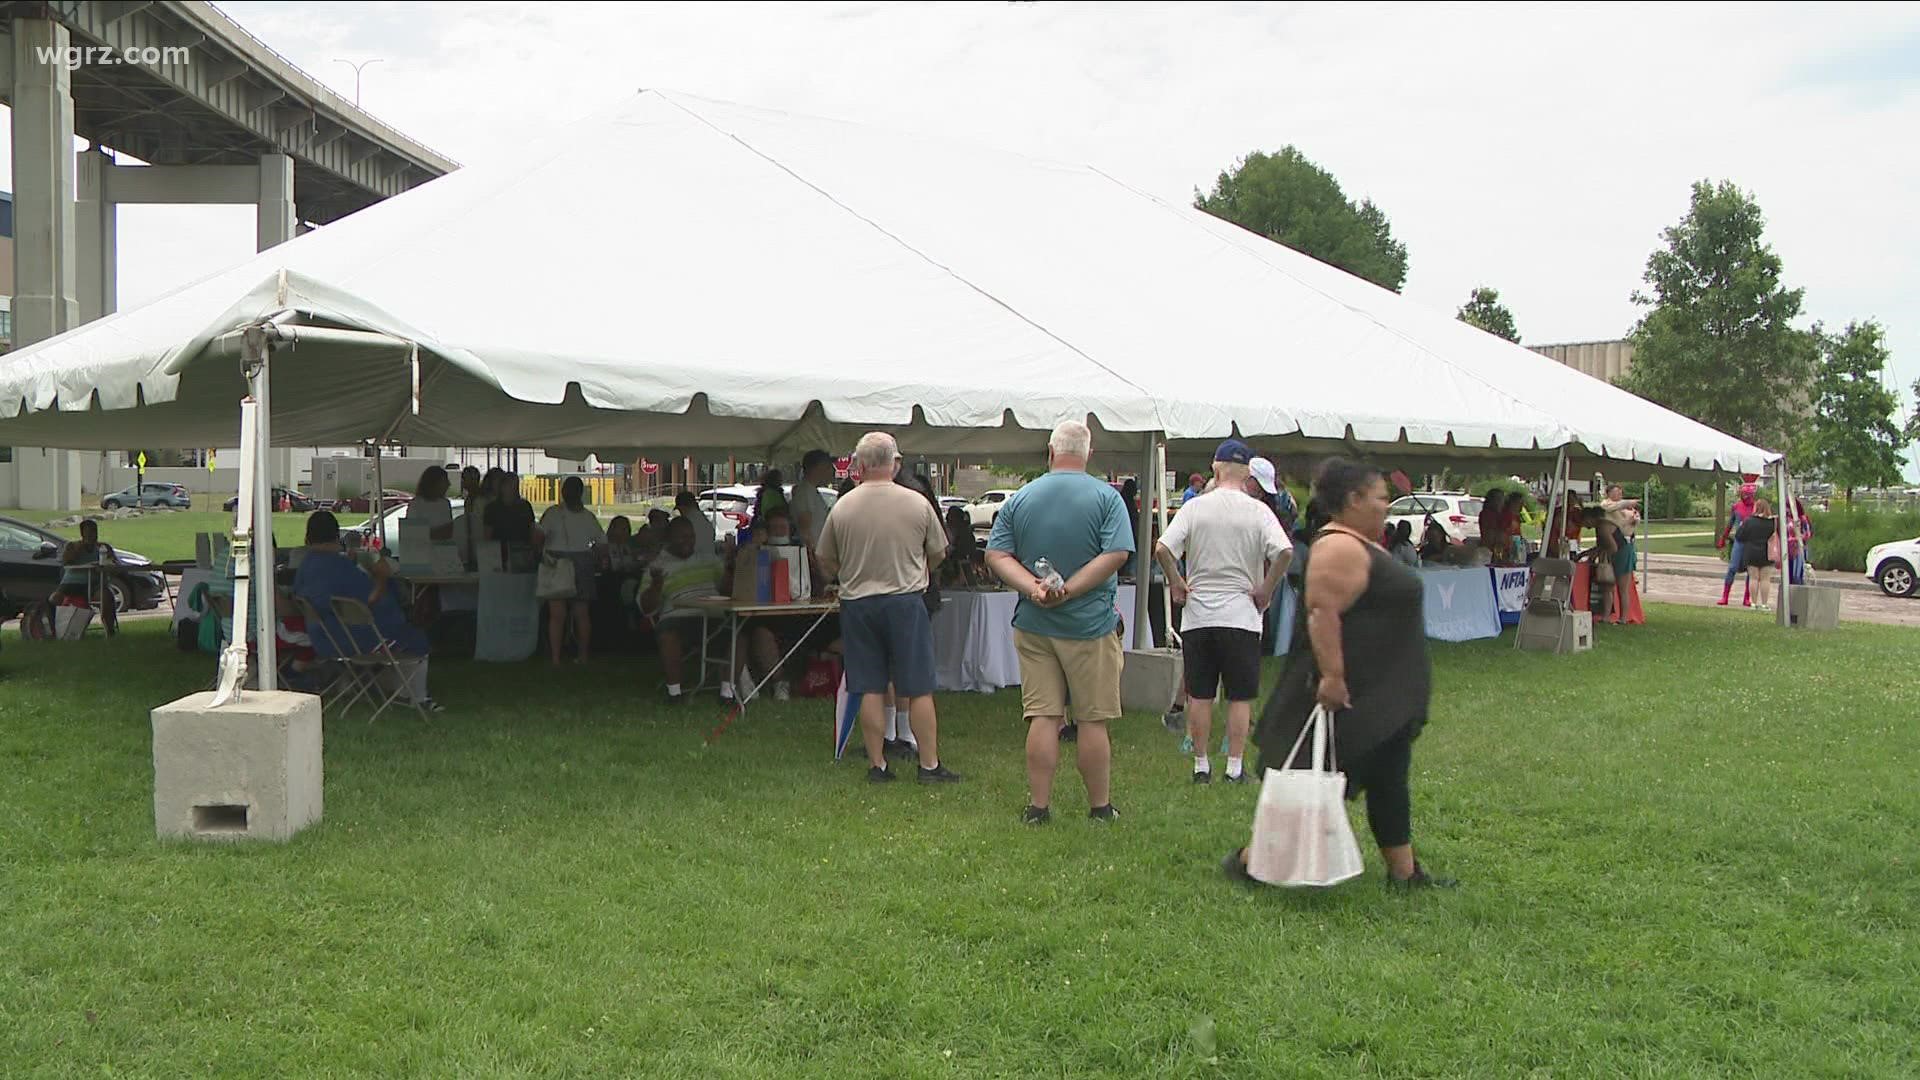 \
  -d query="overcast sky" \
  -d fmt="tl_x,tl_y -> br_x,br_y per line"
12,1 -> 1920,473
